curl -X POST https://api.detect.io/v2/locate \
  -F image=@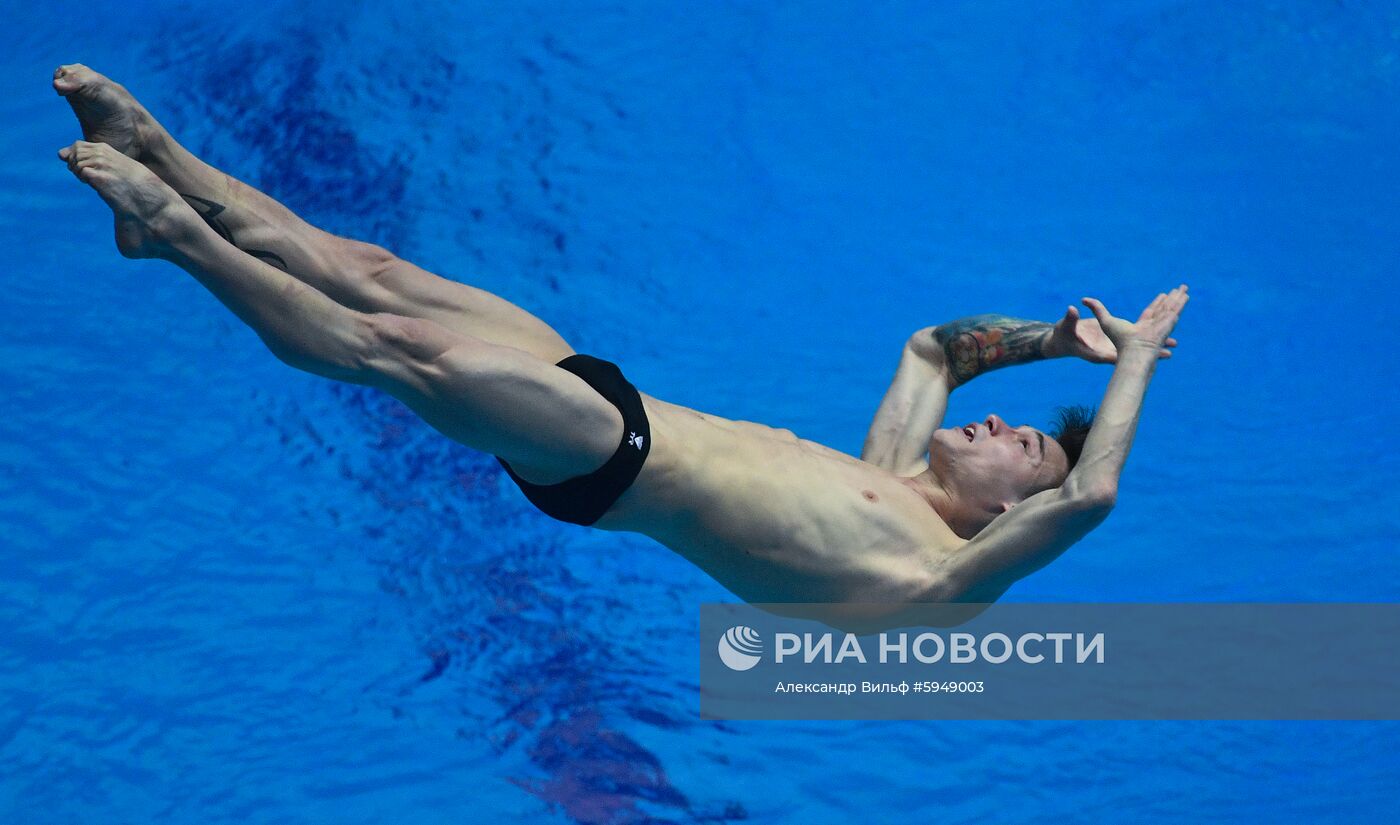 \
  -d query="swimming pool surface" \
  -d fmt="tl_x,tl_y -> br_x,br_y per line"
3,1 -> 1399,822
